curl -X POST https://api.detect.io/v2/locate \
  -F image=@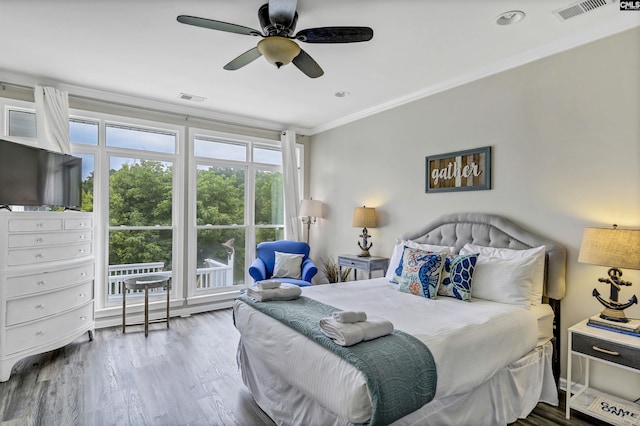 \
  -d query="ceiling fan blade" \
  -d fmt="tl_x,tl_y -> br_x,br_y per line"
294,27 -> 374,43
268,0 -> 297,29
223,47 -> 263,70
177,15 -> 262,37
292,49 -> 324,78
